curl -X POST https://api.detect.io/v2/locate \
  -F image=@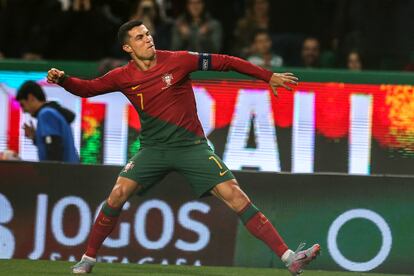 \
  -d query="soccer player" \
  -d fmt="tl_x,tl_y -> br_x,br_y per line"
47,20 -> 320,275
